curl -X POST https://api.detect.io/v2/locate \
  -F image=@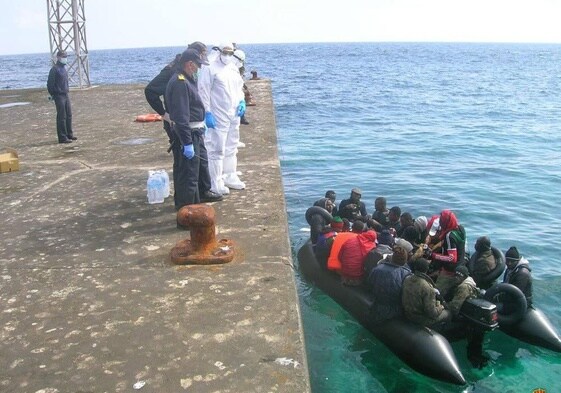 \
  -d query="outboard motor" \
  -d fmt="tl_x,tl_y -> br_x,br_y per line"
459,298 -> 499,331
